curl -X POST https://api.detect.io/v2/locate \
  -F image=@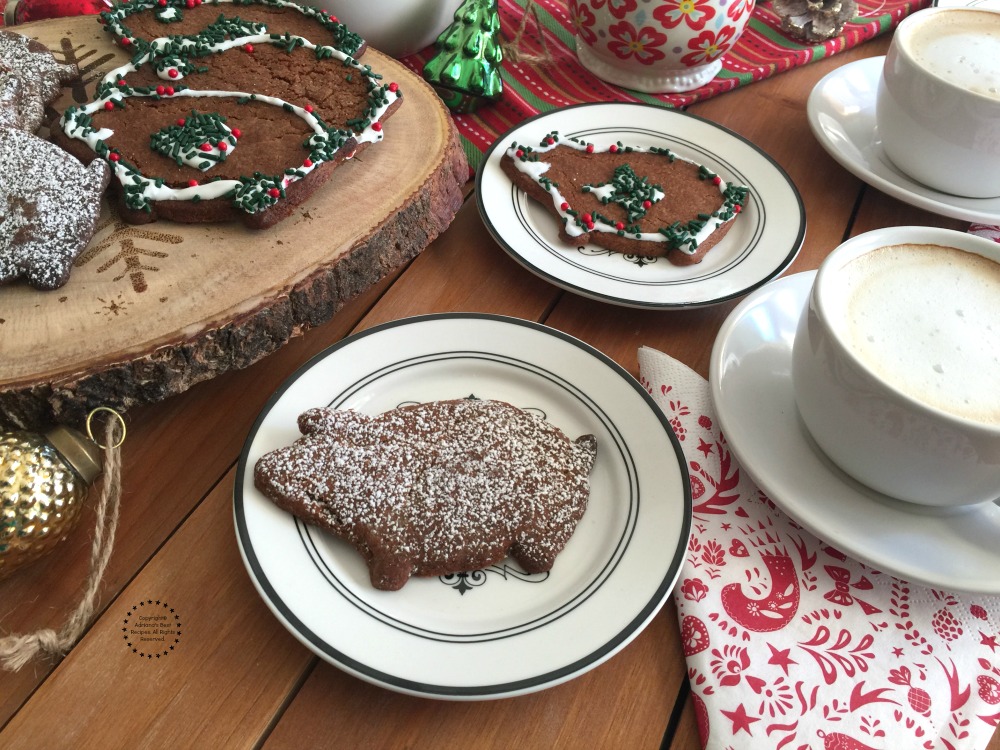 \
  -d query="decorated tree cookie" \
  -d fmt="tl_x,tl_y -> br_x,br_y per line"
100,0 -> 366,60
56,31 -> 401,229
501,131 -> 749,264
